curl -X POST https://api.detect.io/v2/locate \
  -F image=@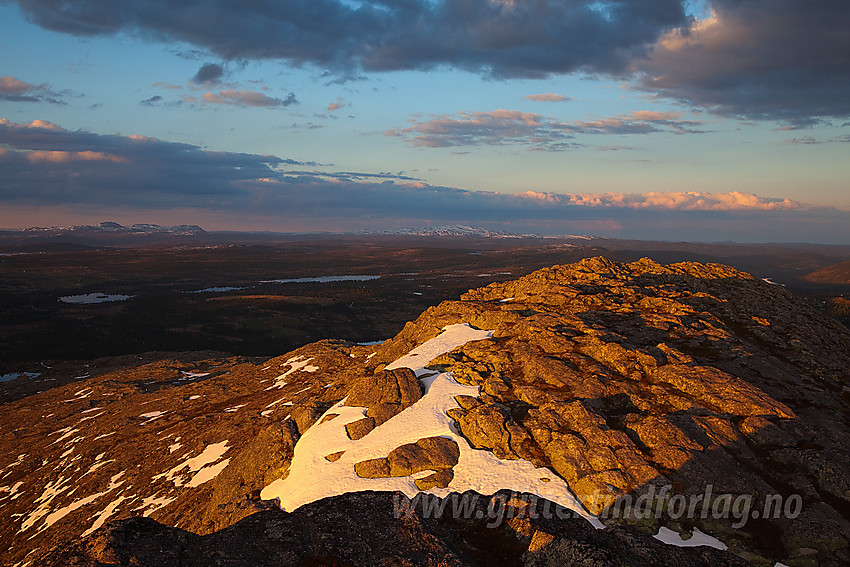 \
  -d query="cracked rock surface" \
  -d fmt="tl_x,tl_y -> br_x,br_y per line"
2,257 -> 849,566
